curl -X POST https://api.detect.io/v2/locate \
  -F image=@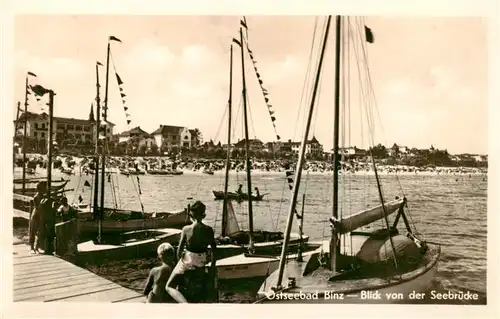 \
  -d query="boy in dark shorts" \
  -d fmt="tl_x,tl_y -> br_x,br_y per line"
143,242 -> 176,303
